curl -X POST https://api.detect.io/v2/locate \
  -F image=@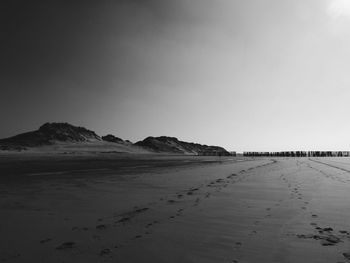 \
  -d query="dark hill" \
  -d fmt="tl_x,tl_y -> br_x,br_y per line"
135,136 -> 230,155
102,134 -> 124,143
0,122 -> 101,150
0,123 -> 231,155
